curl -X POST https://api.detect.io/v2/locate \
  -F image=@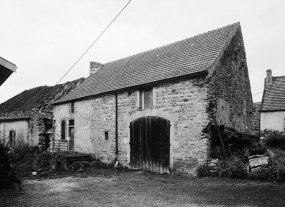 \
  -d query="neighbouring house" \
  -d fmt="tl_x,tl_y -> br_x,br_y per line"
0,78 -> 84,148
0,56 -> 17,86
53,22 -> 254,173
253,102 -> 261,135
260,69 -> 285,132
